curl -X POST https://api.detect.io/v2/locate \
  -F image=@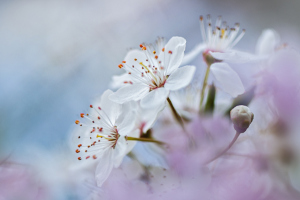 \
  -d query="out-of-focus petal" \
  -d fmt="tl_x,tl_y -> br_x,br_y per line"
109,83 -> 149,104
210,63 -> 245,97
140,88 -> 169,108
99,90 -> 122,124
181,43 -> 206,65
96,149 -> 114,187
124,49 -> 147,70
116,109 -> 136,135
210,50 -> 265,63
164,65 -> 196,91
164,37 -> 186,74
110,73 -> 133,89
255,29 -> 280,55
141,102 -> 166,132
